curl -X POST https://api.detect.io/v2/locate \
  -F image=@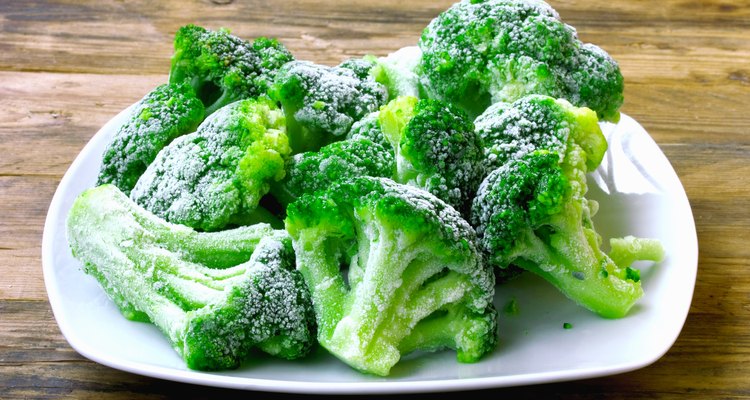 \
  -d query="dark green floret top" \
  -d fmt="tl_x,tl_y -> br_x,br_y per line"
269,59 -> 389,154
270,137 -> 395,208
170,24 -> 294,115
96,82 -> 205,195
418,0 -> 624,121
474,94 -> 607,172
379,96 -> 486,215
